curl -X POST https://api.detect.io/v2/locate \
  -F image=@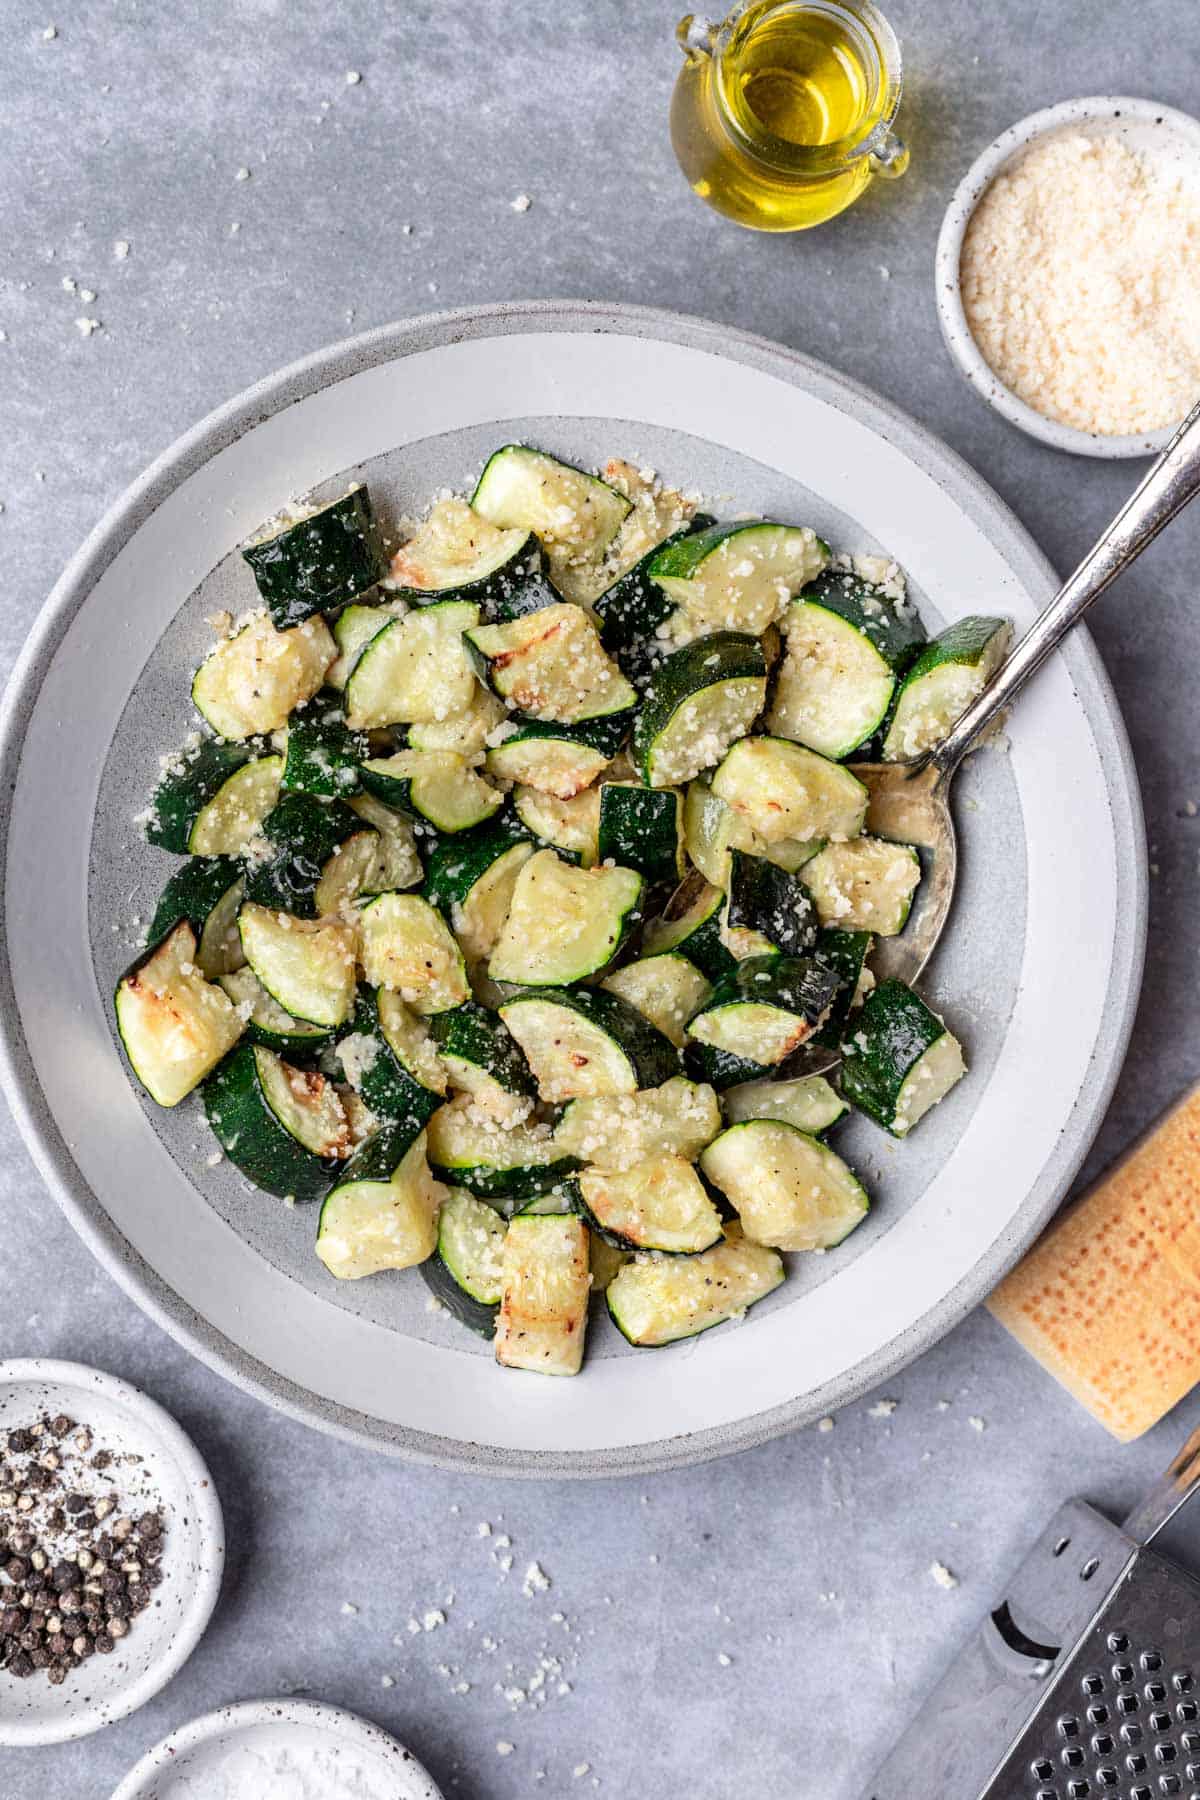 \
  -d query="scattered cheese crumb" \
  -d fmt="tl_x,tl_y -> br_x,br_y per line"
510,193 -> 532,213
930,1561 -> 959,1591
496,1742 -> 515,1757
380,1674 -> 395,1689
235,166 -> 251,182
42,23 -> 58,39
523,1562 -> 551,1596
868,1398 -> 897,1418
340,1601 -> 358,1616
113,239 -> 130,260
345,69 -> 362,84
79,287 -> 96,304
573,1765 -> 591,1780
75,317 -> 101,336
61,276 -> 76,292
968,1415 -> 986,1432
717,1652 -> 733,1667
817,1416 -> 835,1433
